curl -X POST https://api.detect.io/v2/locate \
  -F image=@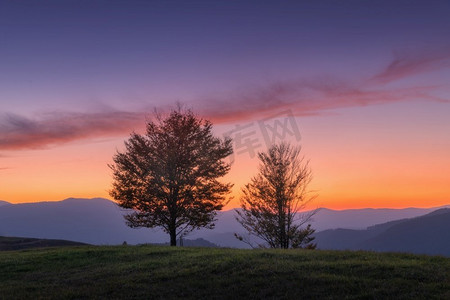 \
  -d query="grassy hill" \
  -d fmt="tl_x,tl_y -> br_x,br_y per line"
1,246 -> 449,299
0,236 -> 88,251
